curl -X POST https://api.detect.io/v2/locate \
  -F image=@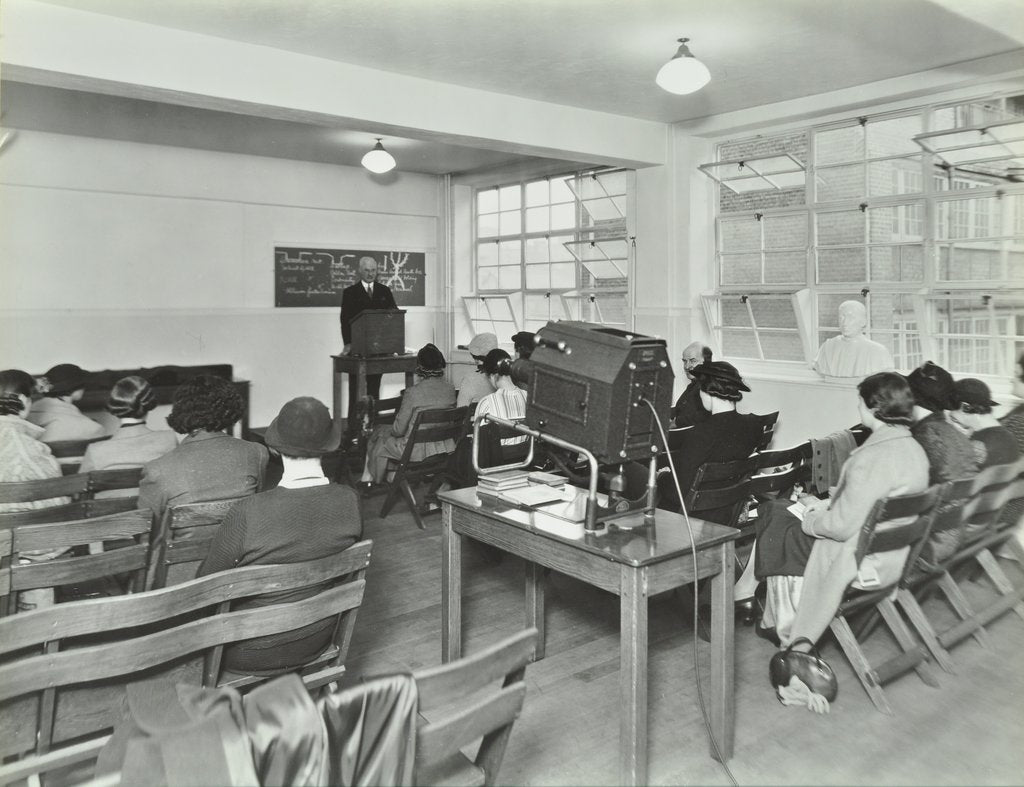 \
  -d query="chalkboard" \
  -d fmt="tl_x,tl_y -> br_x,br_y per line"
274,247 -> 426,308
